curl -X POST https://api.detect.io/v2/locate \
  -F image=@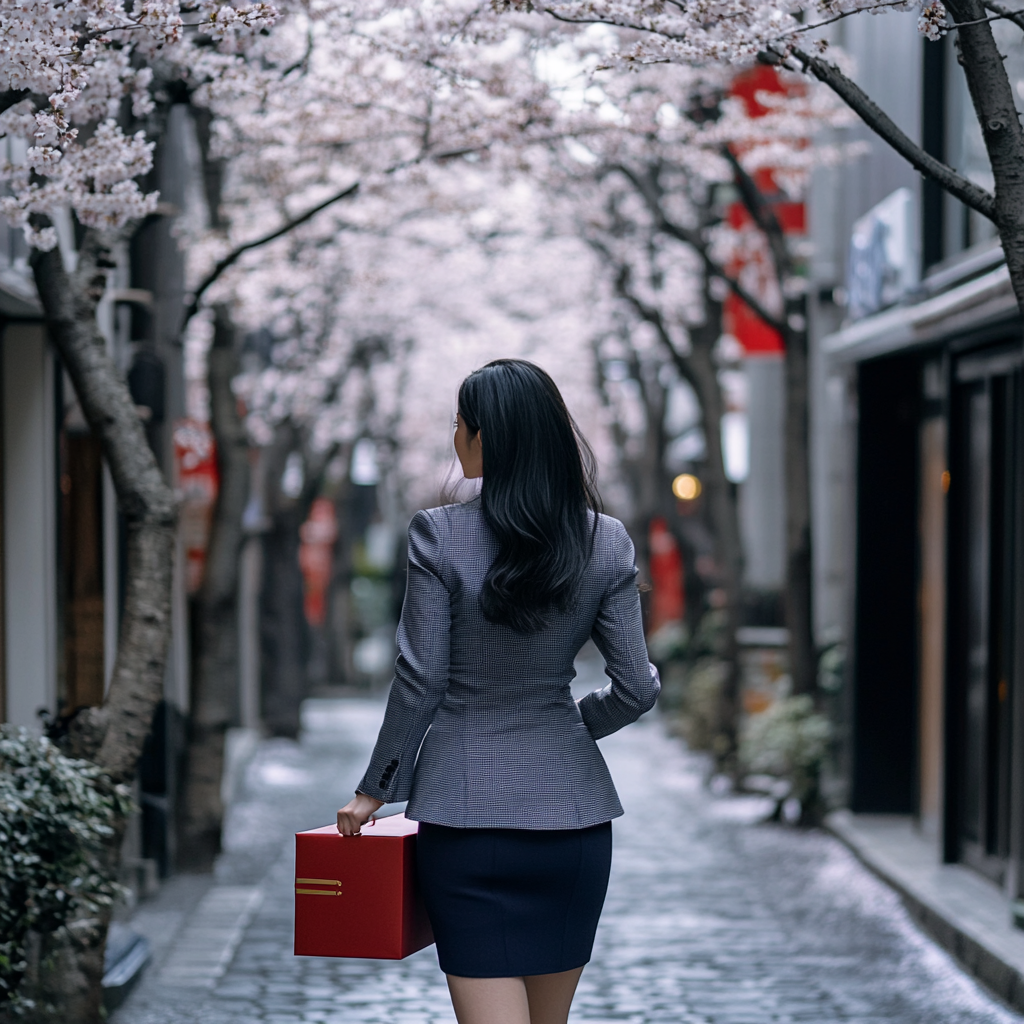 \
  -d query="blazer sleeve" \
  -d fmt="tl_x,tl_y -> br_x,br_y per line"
578,519 -> 660,741
356,508 -> 451,802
